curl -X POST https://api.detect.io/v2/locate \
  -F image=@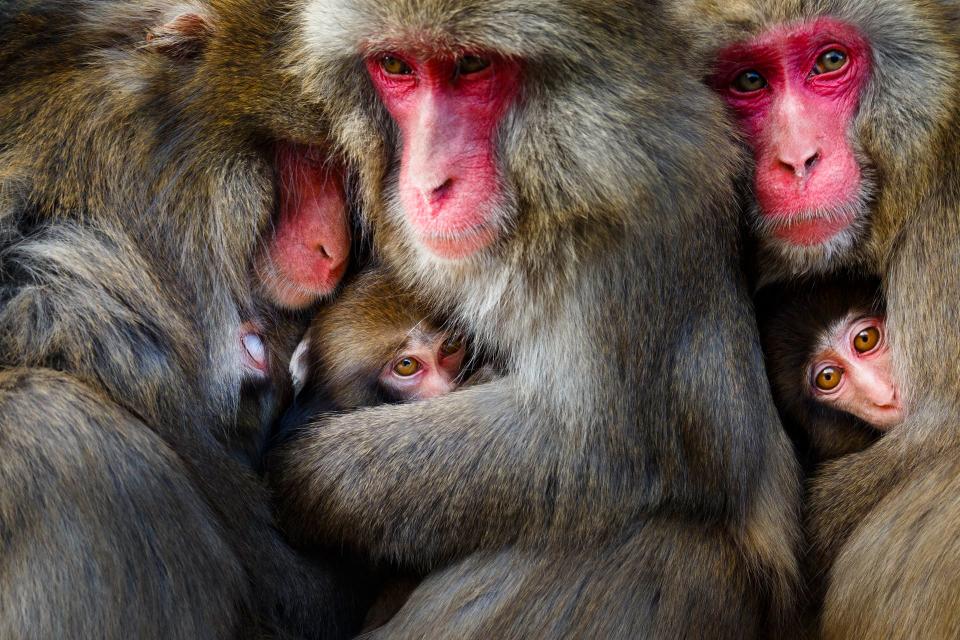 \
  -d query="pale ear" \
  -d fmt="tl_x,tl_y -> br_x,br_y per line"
143,12 -> 213,59
289,338 -> 312,396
